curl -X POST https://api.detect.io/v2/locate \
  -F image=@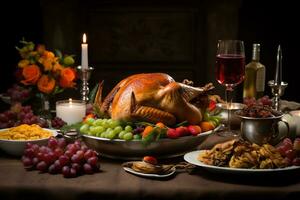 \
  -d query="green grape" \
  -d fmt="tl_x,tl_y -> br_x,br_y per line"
118,131 -> 127,139
133,134 -> 142,140
106,128 -> 113,133
123,132 -> 133,141
109,120 -> 120,128
114,126 -> 123,133
80,124 -> 90,134
100,132 -> 107,138
90,126 -> 105,135
107,129 -> 117,139
124,125 -> 133,132
93,119 -> 103,126
102,121 -> 109,128
96,132 -> 102,137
